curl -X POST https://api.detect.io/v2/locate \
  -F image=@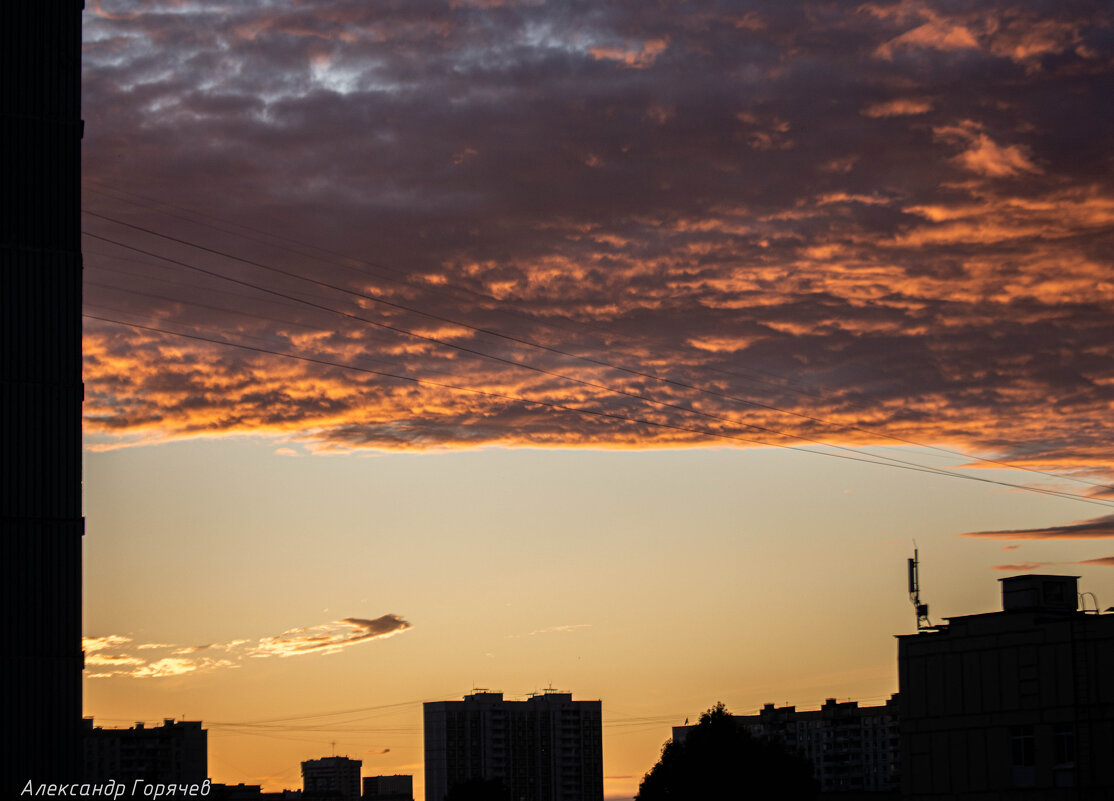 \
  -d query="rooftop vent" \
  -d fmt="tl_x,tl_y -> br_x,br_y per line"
1000,575 -> 1078,613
